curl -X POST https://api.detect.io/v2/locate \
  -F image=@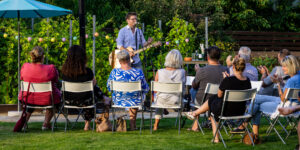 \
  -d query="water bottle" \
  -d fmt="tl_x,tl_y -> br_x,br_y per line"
195,50 -> 199,61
